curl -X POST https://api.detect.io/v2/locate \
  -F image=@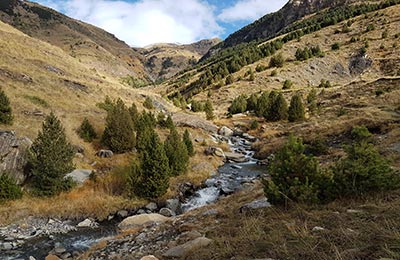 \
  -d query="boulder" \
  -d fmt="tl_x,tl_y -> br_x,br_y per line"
0,131 -> 32,184
96,150 -> 113,158
145,202 -> 158,211
77,218 -> 98,228
218,126 -> 233,137
166,199 -> 181,214
117,210 -> 129,218
140,256 -> 159,260
163,237 -> 212,258
224,152 -> 247,163
45,255 -> 61,260
159,208 -> 175,217
72,145 -> 85,154
65,169 -> 92,185
204,147 -> 225,158
240,198 -> 271,213
118,214 -> 169,230
172,113 -> 218,133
